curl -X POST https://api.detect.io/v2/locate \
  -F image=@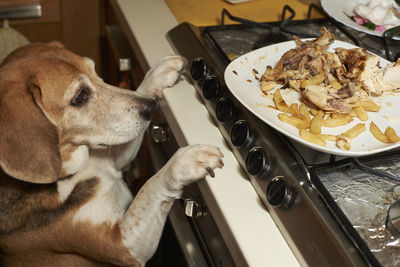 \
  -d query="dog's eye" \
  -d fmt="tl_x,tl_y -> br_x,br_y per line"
71,86 -> 90,107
